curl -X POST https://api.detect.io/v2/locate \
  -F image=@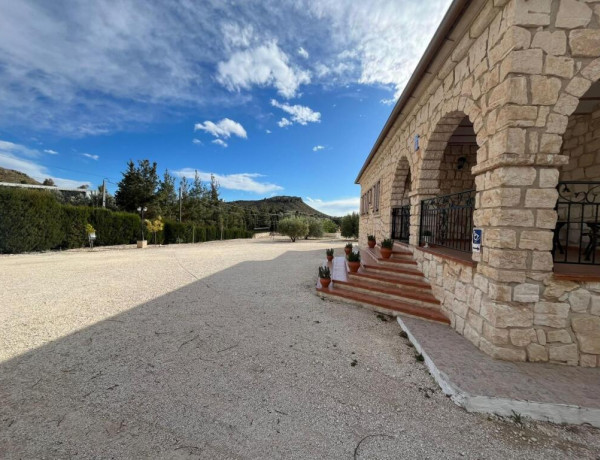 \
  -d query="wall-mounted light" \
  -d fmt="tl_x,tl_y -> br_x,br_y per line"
414,134 -> 420,152
457,156 -> 468,170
